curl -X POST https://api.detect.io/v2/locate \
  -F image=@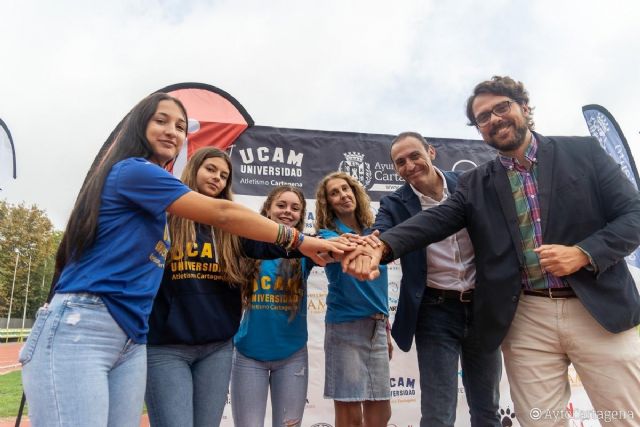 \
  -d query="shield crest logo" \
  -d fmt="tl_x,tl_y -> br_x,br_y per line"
338,152 -> 372,188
